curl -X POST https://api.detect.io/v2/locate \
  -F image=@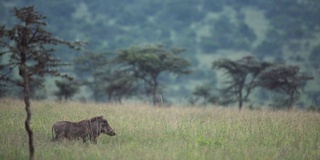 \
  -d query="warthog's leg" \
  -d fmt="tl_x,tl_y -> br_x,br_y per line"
57,130 -> 70,141
82,136 -> 87,143
92,137 -> 97,144
65,133 -> 72,140
89,134 -> 98,144
52,131 -> 64,141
